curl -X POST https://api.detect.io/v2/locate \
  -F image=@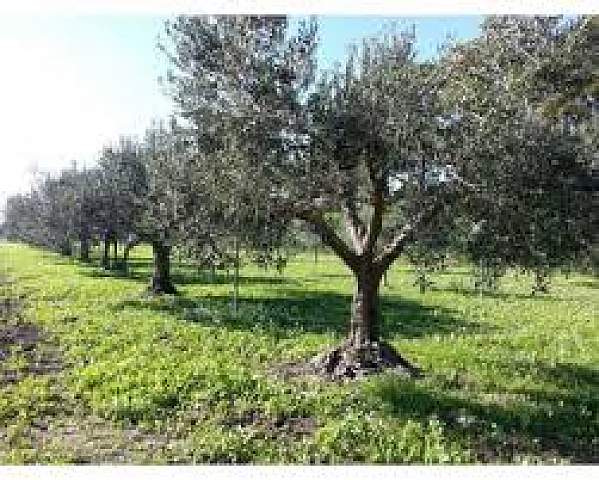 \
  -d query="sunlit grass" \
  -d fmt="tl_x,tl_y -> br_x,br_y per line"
0,242 -> 597,463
